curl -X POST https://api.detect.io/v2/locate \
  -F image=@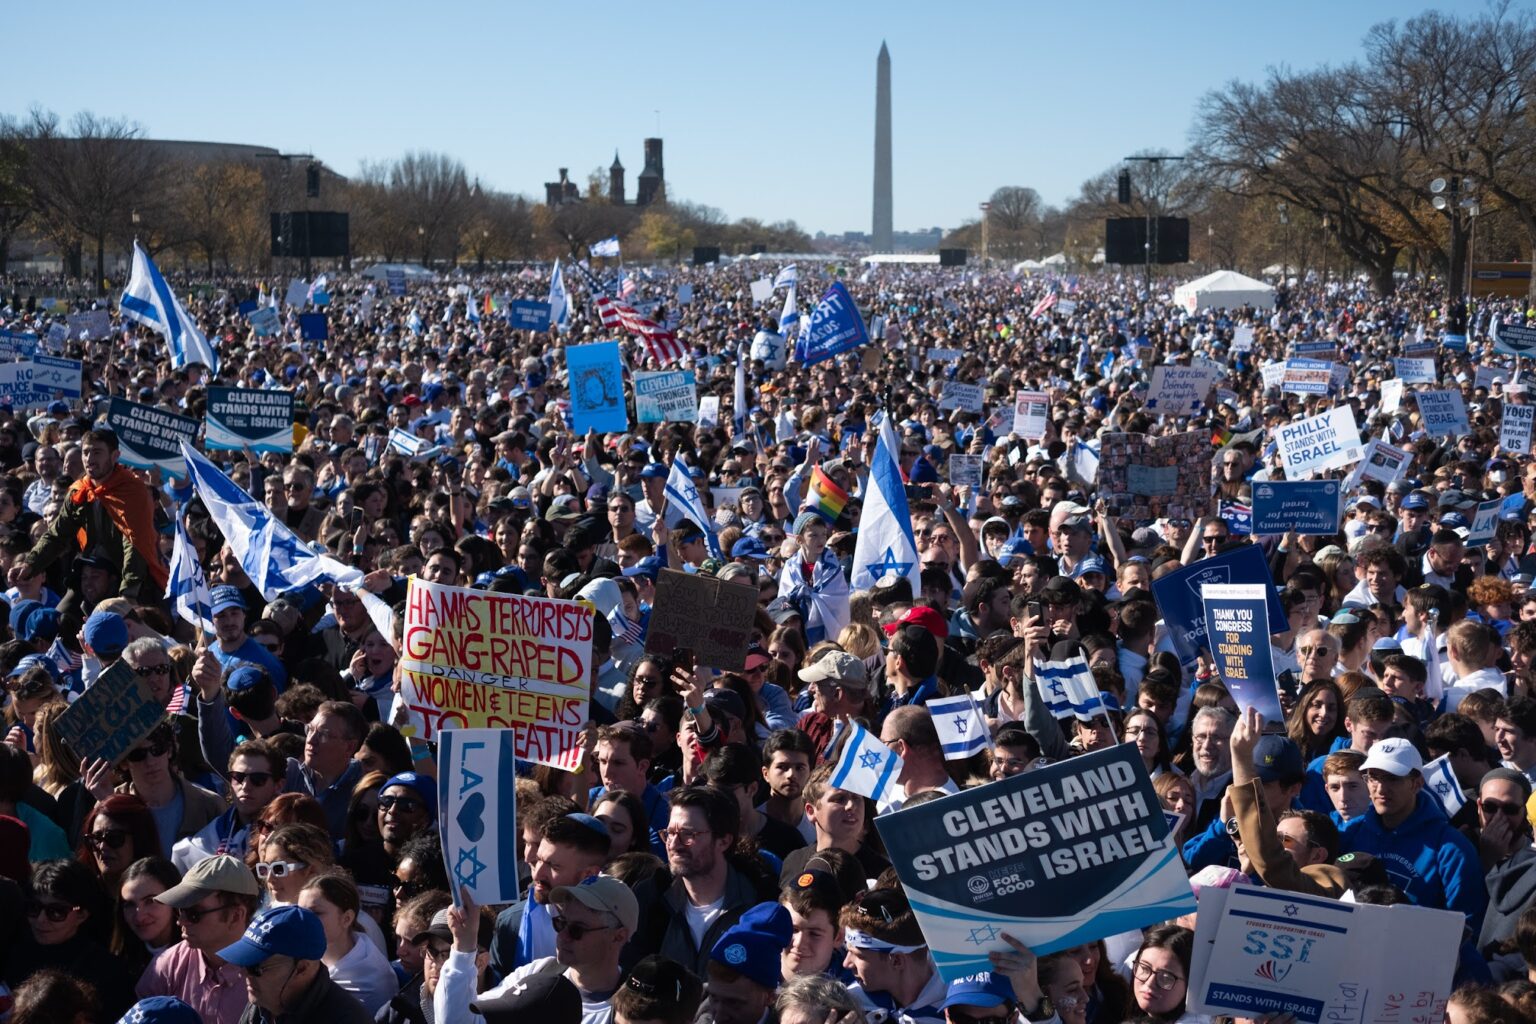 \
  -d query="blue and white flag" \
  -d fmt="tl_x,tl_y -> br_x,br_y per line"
589,236 -> 621,259
406,309 -> 423,334
465,291 -> 480,324
780,284 -> 799,337
388,427 -> 437,459
851,412 -> 921,593
663,458 -> 722,558
1423,753 -> 1466,819
928,692 -> 990,760
121,241 -> 219,373
773,264 -> 798,290
733,346 -> 747,436
1035,655 -> 1107,722
548,260 -> 571,329
166,514 -> 215,635
829,721 -> 904,804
